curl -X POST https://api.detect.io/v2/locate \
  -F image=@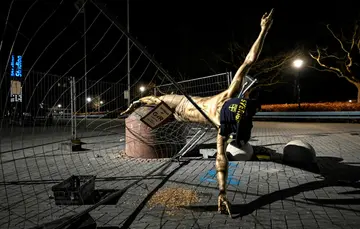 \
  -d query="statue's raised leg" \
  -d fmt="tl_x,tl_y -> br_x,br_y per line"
121,94 -> 187,116
120,96 -> 163,115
